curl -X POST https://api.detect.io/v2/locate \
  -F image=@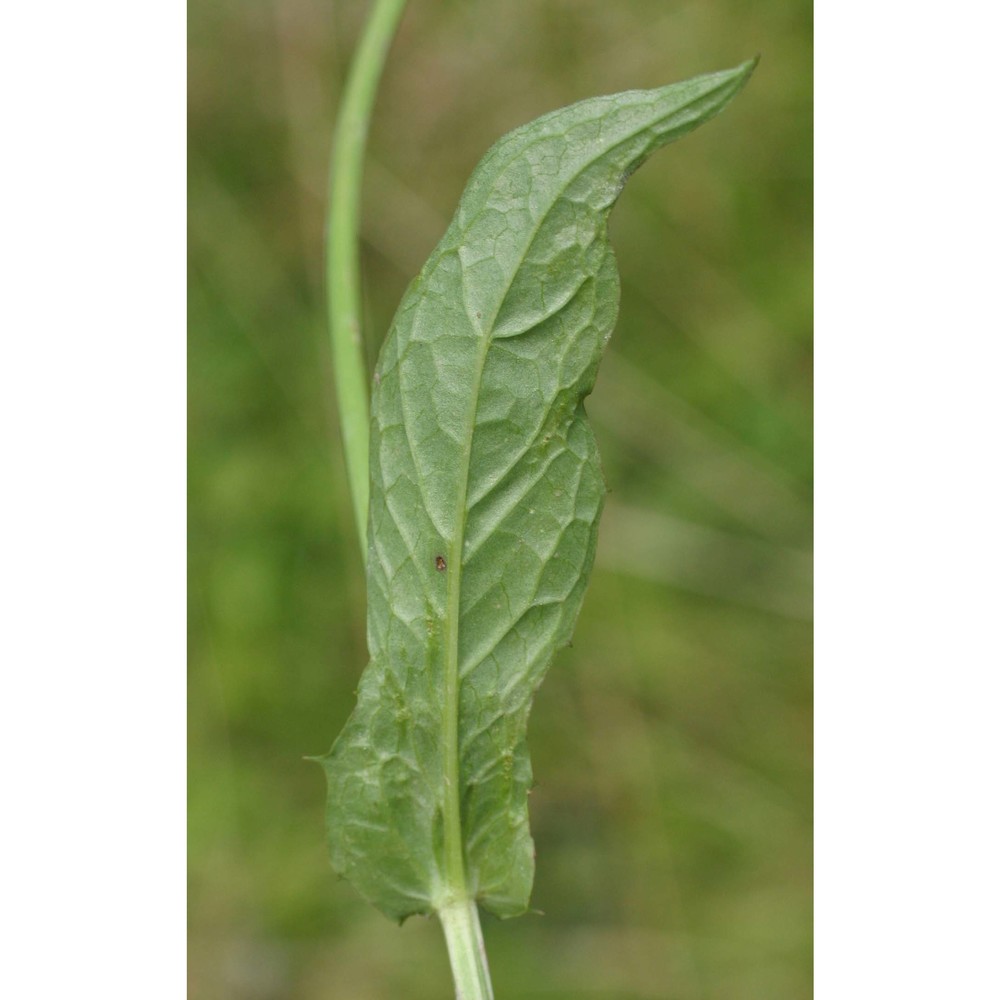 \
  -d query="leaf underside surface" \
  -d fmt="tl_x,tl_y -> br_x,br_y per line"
320,60 -> 757,923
